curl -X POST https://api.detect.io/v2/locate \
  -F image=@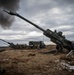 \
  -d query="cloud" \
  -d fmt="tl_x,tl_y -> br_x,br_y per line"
0,0 -> 20,28
0,30 -> 42,40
